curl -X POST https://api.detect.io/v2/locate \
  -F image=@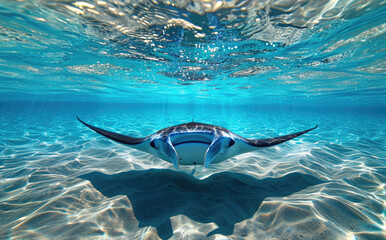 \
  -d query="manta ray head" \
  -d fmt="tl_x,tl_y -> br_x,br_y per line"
147,132 -> 239,167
